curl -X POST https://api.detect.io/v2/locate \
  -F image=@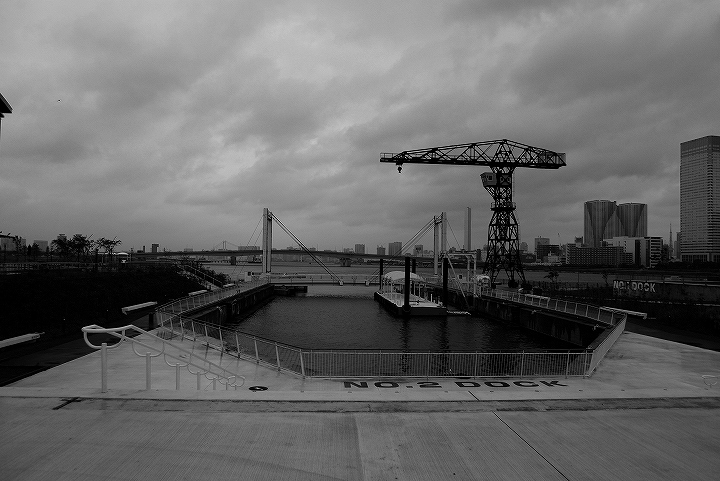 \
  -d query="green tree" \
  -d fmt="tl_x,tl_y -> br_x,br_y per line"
545,269 -> 560,290
51,236 -> 71,258
68,234 -> 93,262
97,237 -> 122,262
